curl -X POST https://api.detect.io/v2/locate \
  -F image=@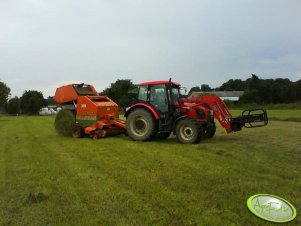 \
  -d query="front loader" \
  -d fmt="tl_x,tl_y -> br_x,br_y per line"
186,94 -> 268,134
